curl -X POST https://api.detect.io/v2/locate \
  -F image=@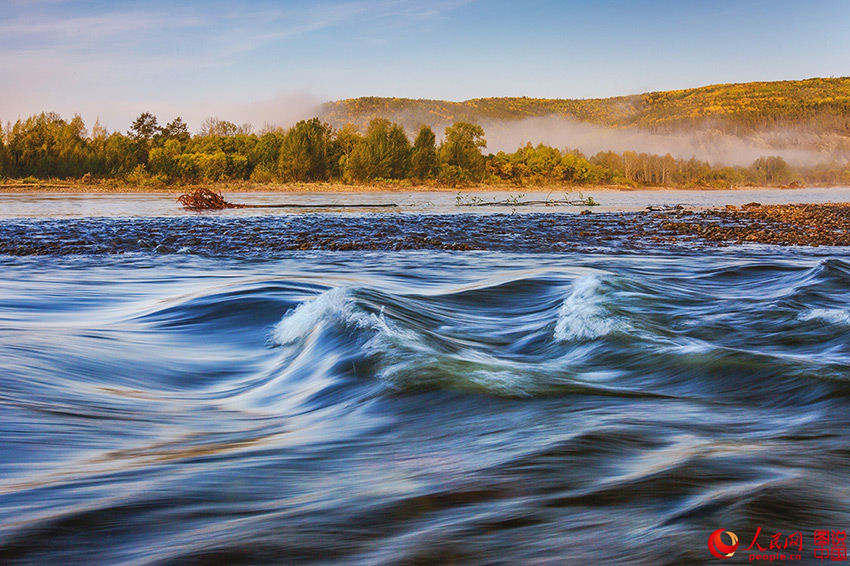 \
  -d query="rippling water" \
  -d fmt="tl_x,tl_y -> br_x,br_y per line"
2,204 -> 850,564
